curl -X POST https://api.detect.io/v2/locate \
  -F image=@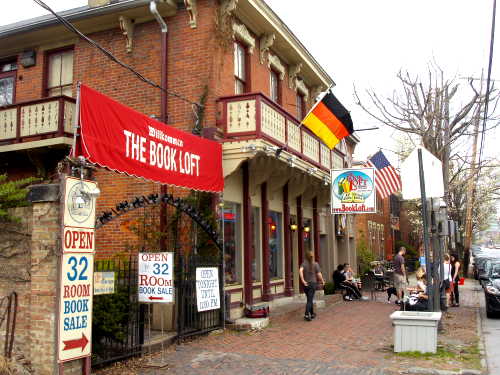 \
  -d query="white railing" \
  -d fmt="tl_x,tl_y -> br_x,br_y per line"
221,93 -> 333,170
0,97 -> 75,142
